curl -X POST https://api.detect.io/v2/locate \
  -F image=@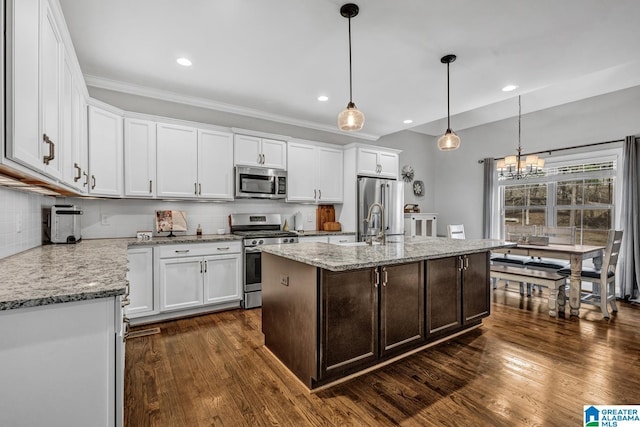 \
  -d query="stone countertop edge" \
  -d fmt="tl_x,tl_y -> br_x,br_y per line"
261,237 -> 516,272
0,235 -> 245,311
294,230 -> 356,237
